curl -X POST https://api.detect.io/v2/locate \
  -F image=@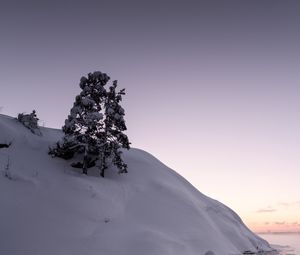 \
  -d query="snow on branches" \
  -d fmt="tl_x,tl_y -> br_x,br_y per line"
49,71 -> 130,177
17,110 -> 42,136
